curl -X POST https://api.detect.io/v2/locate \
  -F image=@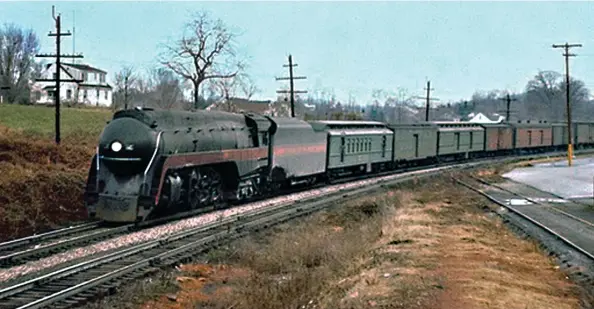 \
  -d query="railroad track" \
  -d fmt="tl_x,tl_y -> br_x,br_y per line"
466,175 -> 594,228
0,149 -> 593,309
454,176 -> 594,262
0,161 -> 476,309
